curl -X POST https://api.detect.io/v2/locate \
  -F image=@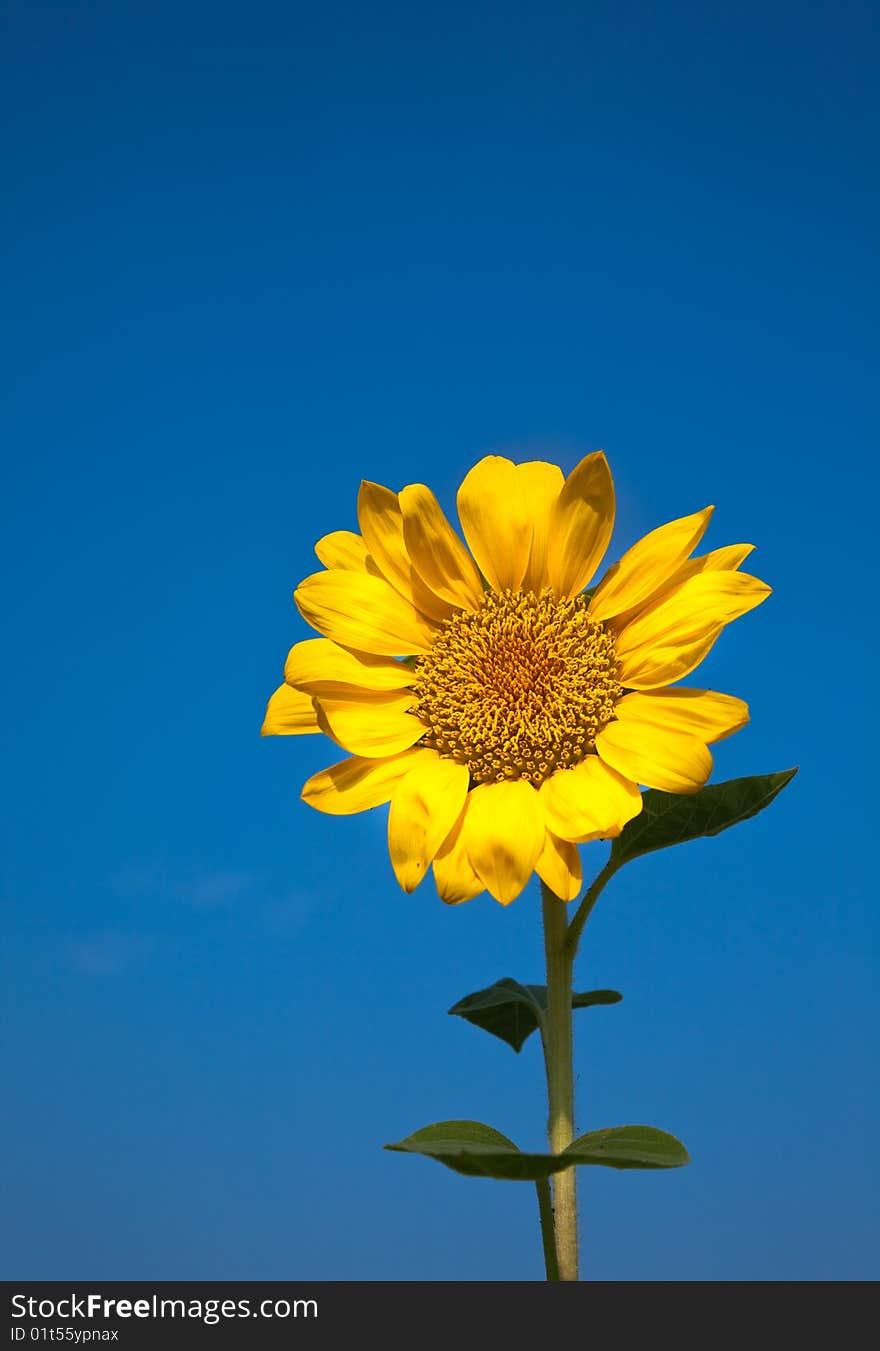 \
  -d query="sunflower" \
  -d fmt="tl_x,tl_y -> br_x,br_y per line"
262,454 -> 770,906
